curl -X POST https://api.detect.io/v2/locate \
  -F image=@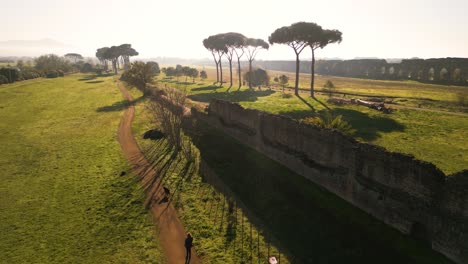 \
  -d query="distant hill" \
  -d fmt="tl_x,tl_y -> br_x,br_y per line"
0,38 -> 75,57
